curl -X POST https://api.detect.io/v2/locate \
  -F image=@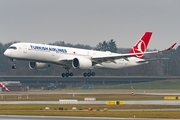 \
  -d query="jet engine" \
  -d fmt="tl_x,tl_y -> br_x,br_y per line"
29,62 -> 50,70
72,58 -> 92,69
